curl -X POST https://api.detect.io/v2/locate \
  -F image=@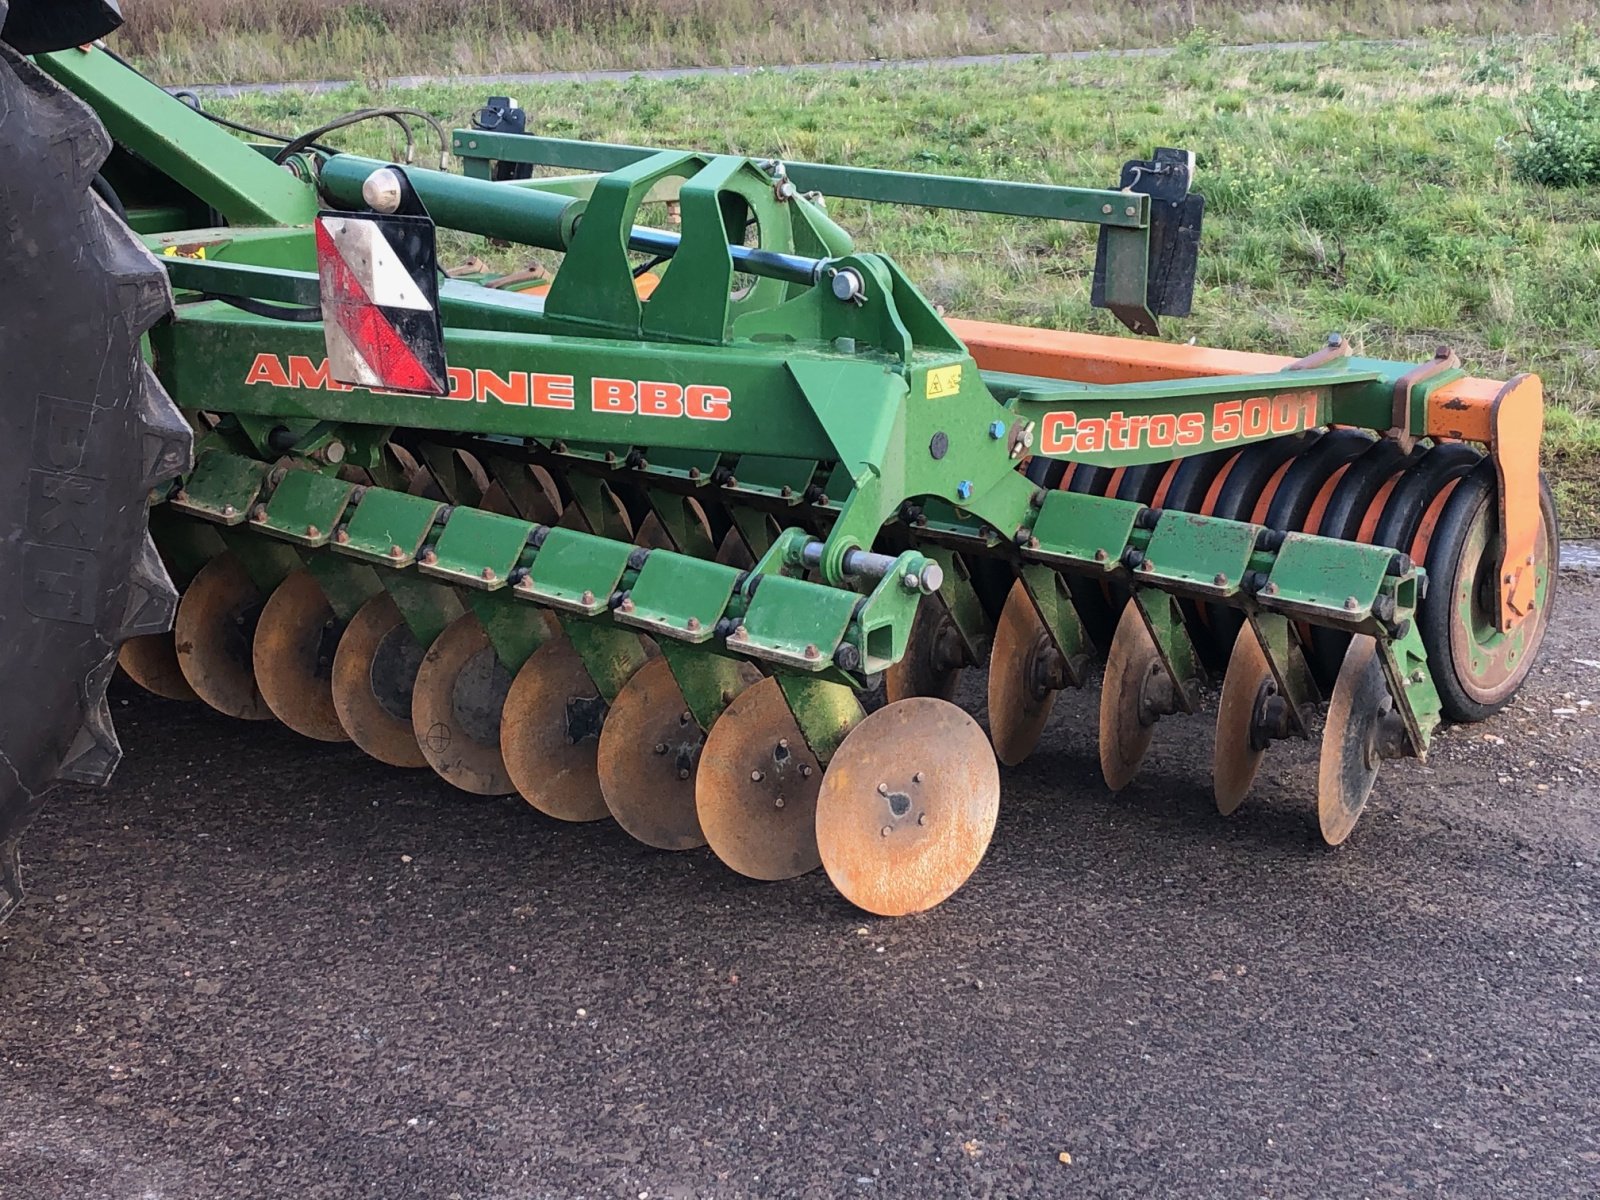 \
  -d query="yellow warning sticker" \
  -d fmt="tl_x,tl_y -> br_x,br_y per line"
162,244 -> 208,260
925,364 -> 963,399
